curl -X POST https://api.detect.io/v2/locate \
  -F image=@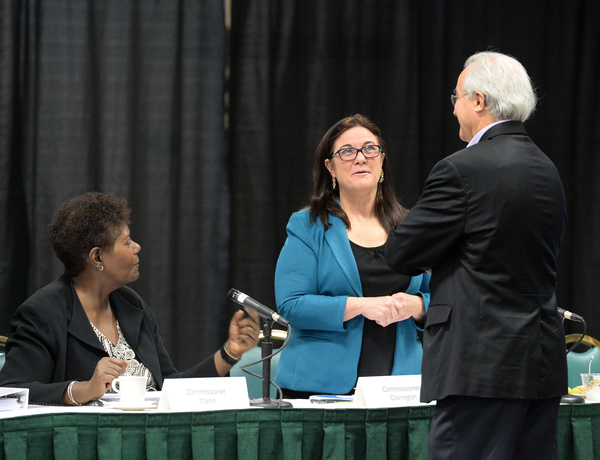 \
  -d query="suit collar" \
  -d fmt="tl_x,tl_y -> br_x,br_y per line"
110,288 -> 144,348
480,120 -> 527,142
